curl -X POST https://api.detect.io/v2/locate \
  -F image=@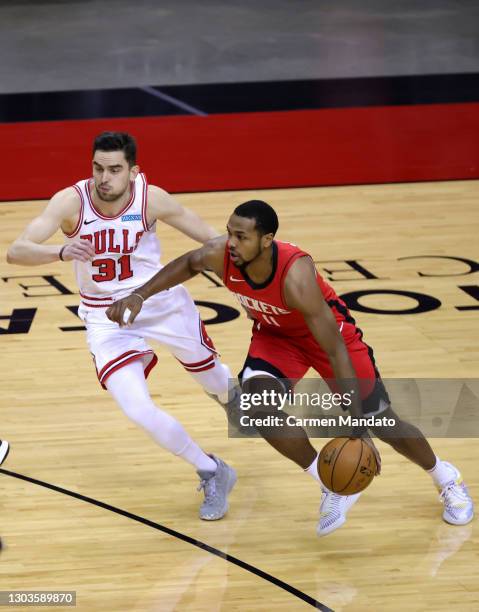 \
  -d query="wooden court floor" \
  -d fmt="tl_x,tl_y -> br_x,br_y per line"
1,181 -> 478,611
